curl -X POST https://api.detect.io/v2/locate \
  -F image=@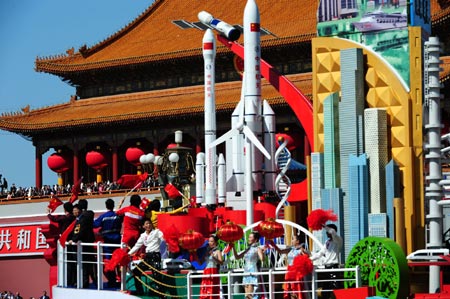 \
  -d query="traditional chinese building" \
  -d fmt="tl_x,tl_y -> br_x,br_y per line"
0,0 -> 449,296
0,0 -> 448,187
